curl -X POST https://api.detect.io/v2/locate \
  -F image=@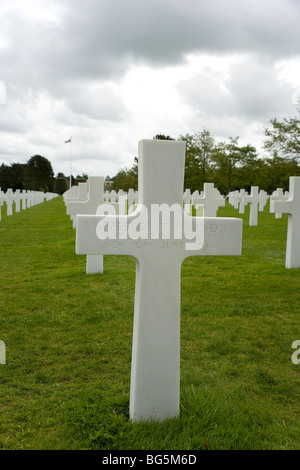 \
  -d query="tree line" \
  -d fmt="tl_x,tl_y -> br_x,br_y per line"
113,108 -> 300,194
0,155 -> 86,194
0,155 -> 55,192
1,108 -> 300,195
